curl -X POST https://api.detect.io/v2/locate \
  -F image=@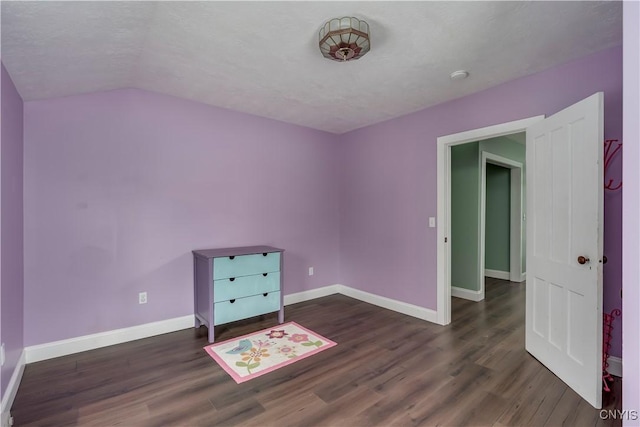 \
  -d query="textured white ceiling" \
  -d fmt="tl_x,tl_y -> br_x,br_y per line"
1,1 -> 622,134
